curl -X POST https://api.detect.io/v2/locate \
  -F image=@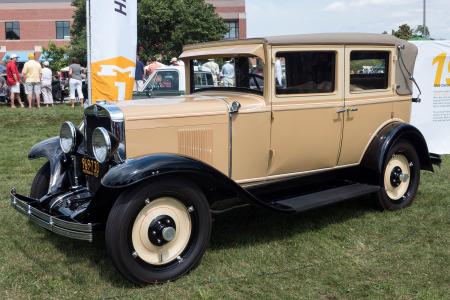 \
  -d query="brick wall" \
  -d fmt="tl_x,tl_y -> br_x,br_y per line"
207,0 -> 247,39
0,2 -> 74,60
